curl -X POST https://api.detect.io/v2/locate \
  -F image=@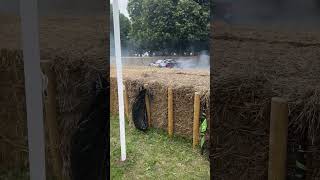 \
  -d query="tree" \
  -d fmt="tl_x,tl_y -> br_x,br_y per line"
127,0 -> 147,55
119,13 -> 131,44
128,0 -> 210,56
175,0 -> 210,55
110,4 -> 132,55
127,0 -> 176,55
110,5 -> 131,46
